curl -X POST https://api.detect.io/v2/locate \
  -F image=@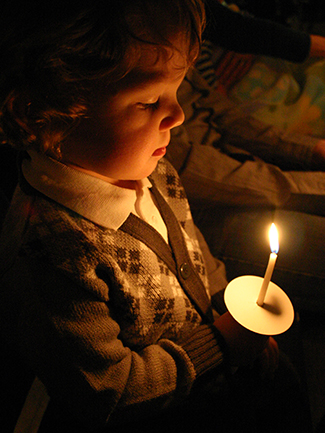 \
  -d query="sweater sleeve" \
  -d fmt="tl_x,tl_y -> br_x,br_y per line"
1,257 -> 225,429
204,0 -> 311,63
